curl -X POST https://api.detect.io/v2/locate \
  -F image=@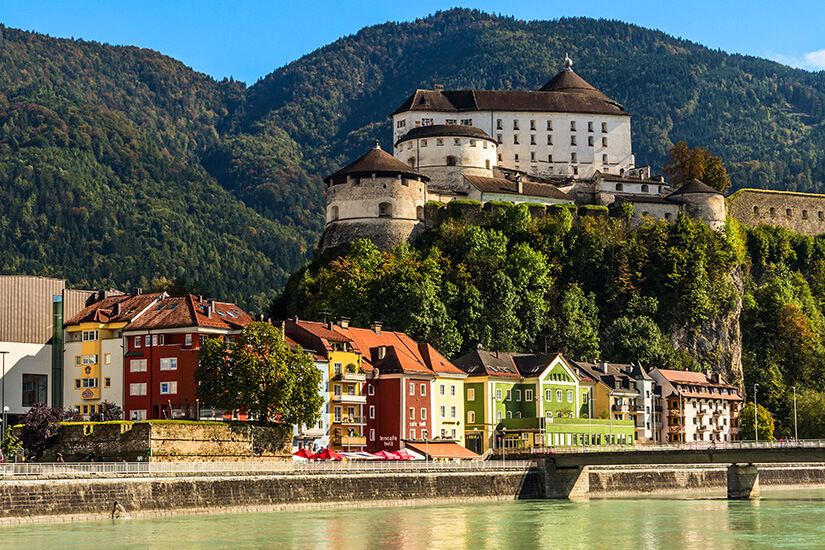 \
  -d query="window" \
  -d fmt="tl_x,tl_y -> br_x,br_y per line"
135,336 -> 141,348
436,138 -> 444,146
571,136 -> 577,146
497,134 -> 503,144
603,154 -> 608,164
570,121 -> 576,131
410,383 -> 415,396
787,209 -> 793,217
548,155 -> 553,163
546,389 -> 552,401
422,118 -> 433,126
470,139 -> 476,147
334,384 -> 342,396
370,429 -> 376,441
506,389 -> 512,401
770,207 -> 776,216
588,121 -> 594,132
450,384 -> 456,397
369,405 -> 375,419
515,390 -> 521,401
468,411 -> 476,423
130,359 -> 147,373
588,136 -> 594,146
547,120 -> 553,131
530,134 -> 536,145
410,429 -> 416,439
531,152 -> 536,162
439,384 -> 446,396
160,358 -> 178,371
22,374 -> 48,407
368,384 -> 375,396
513,135 -> 519,144
556,390 -> 562,402
567,390 -> 573,403
185,334 -> 193,346
496,411 -> 502,422
514,154 -> 519,162
467,388 -> 475,401
547,135 -> 553,145
145,335 -> 151,347
409,408 -> 415,420
453,138 -> 460,146
160,381 -> 177,395
130,410 -> 147,421
602,122 -> 608,133
101,353 -> 111,365
506,411 -> 512,419
583,393 -> 589,404
496,388 -> 502,400
334,363 -> 343,377
461,119 -> 472,126
420,383 -> 427,396
513,120 -> 519,130
334,406 -> 342,422
130,383 -> 147,396
450,405 -> 456,419
451,428 -> 457,439
421,408 -> 427,420
525,389 -> 533,401
82,405 -> 88,414
75,379 -> 81,389
642,184 -> 649,192
378,202 -> 392,218
104,377 -> 111,388
81,378 -> 98,388
616,183 -> 623,191
446,119 -> 456,125
803,210 -> 809,219
496,119 -> 503,130
602,137 -> 608,147
82,330 -> 98,341
753,206 -> 760,215
441,428 -> 447,438
441,405 -> 446,418
421,139 -> 427,147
